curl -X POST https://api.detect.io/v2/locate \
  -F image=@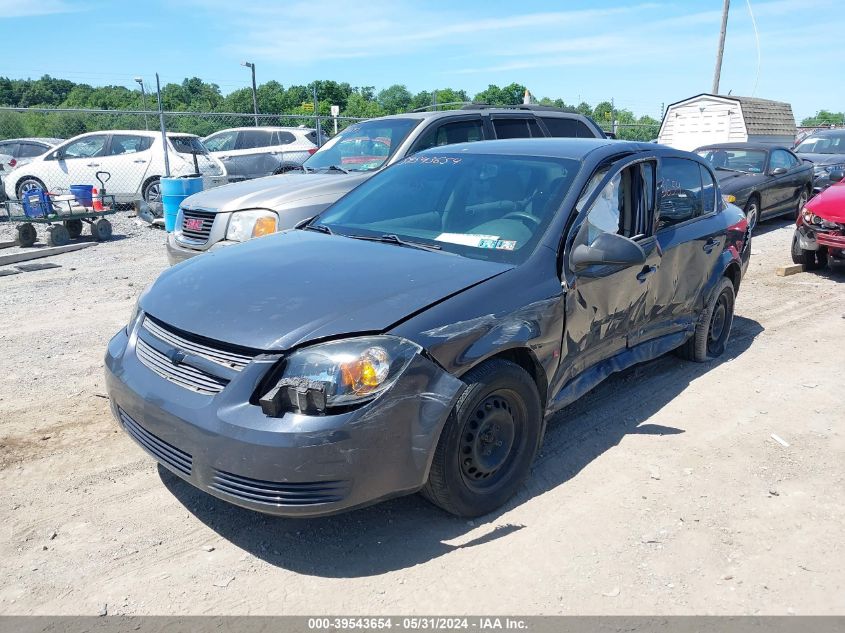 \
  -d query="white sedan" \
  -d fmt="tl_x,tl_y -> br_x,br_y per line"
3,130 -> 227,203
